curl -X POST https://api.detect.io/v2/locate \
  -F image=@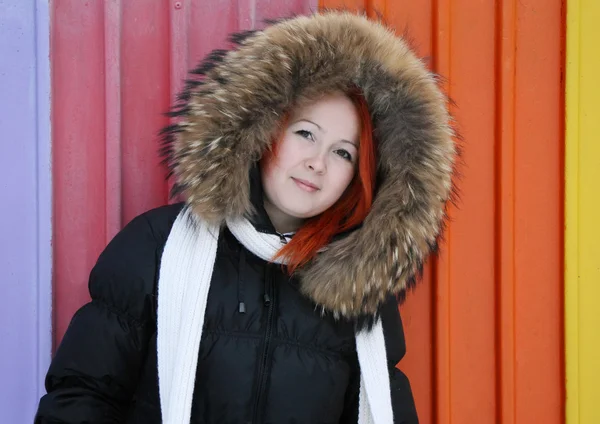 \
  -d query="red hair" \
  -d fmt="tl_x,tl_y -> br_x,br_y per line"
266,89 -> 377,274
